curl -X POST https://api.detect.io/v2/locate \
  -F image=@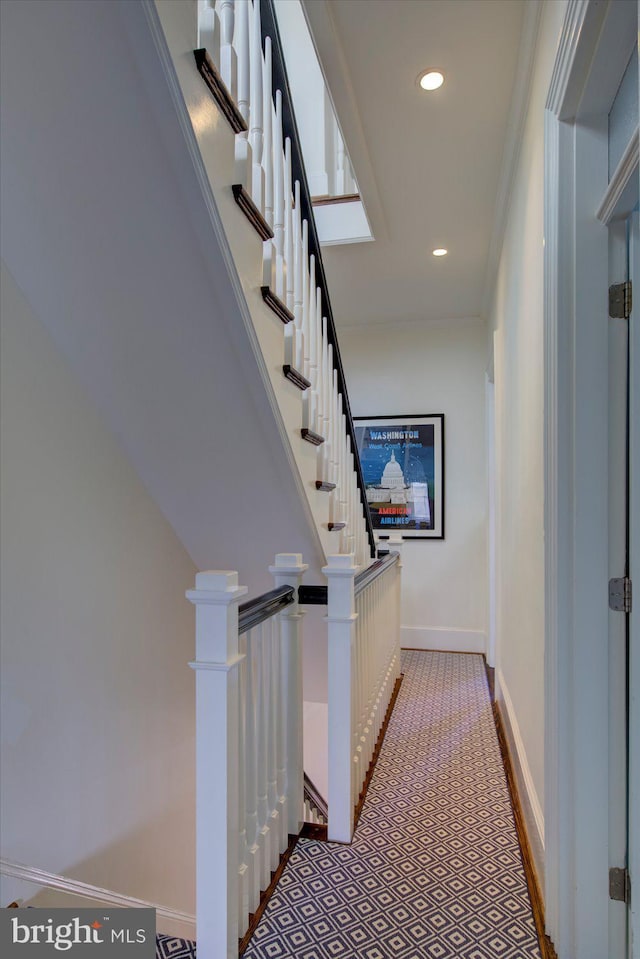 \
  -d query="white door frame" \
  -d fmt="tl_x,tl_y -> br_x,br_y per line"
544,1 -> 639,956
